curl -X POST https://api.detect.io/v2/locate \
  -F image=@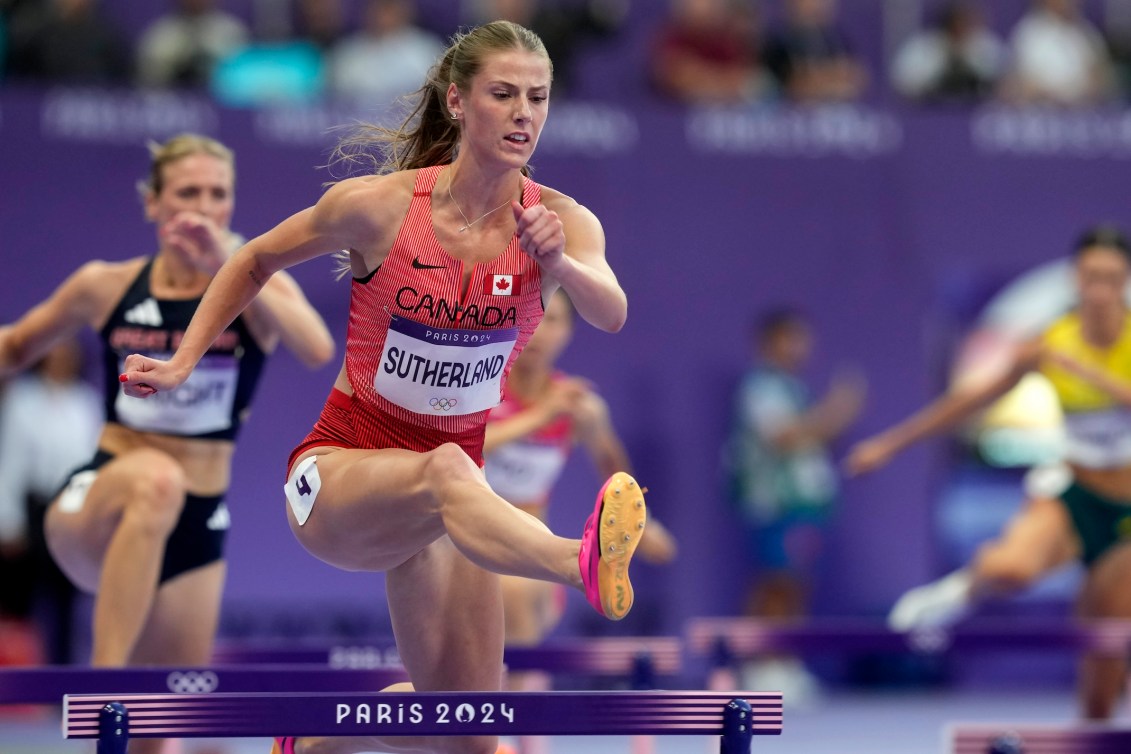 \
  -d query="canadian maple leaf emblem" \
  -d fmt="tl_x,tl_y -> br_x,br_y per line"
495,278 -> 510,291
